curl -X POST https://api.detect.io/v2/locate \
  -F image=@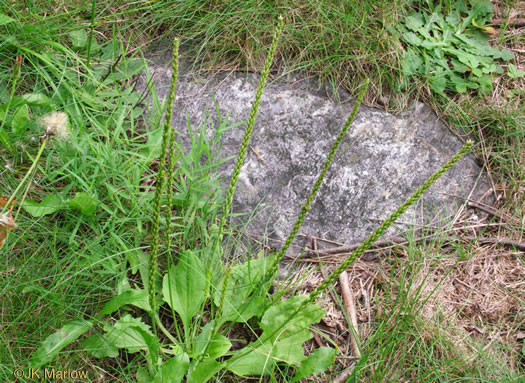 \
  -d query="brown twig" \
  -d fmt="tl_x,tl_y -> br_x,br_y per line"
467,200 -> 521,226
492,18 -> 525,27
339,271 -> 361,359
